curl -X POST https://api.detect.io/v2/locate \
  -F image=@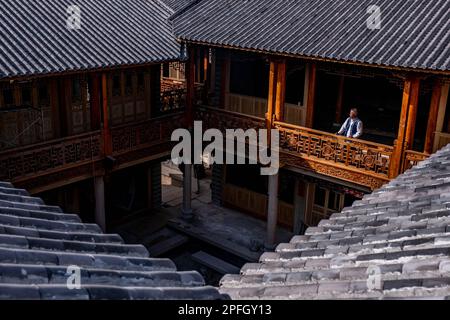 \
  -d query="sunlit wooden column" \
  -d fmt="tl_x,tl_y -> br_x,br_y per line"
266,173 -> 279,249
424,81 -> 443,154
389,79 -> 410,178
266,60 -> 278,143
305,62 -> 317,128
404,78 -> 420,150
274,59 -> 286,122
94,175 -> 106,232
389,78 -> 420,178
